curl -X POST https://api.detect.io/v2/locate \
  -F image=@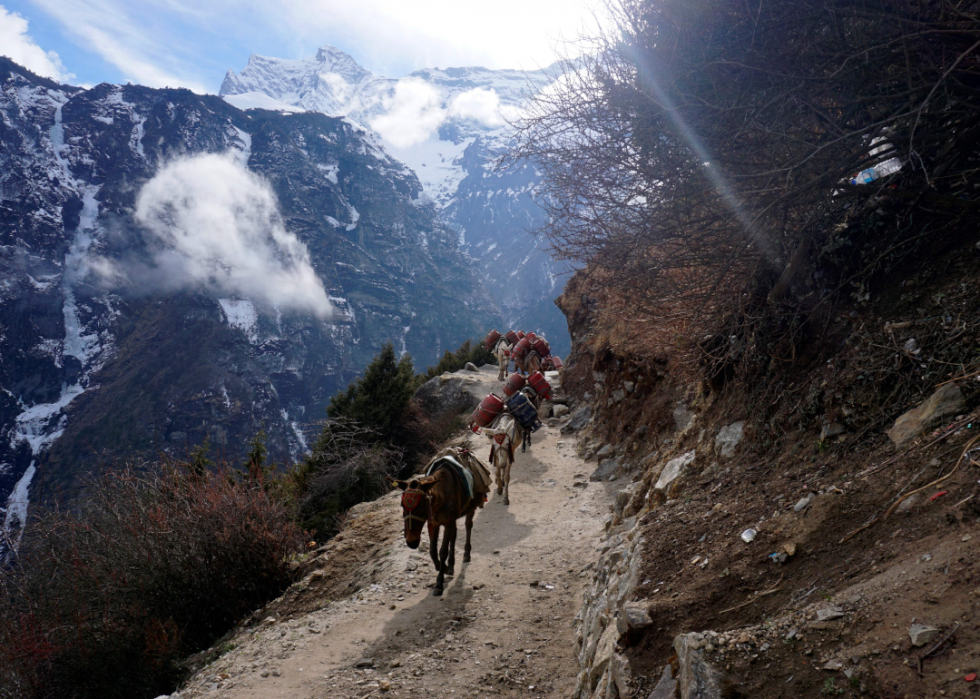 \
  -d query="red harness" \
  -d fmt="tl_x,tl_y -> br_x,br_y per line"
401,489 -> 428,526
